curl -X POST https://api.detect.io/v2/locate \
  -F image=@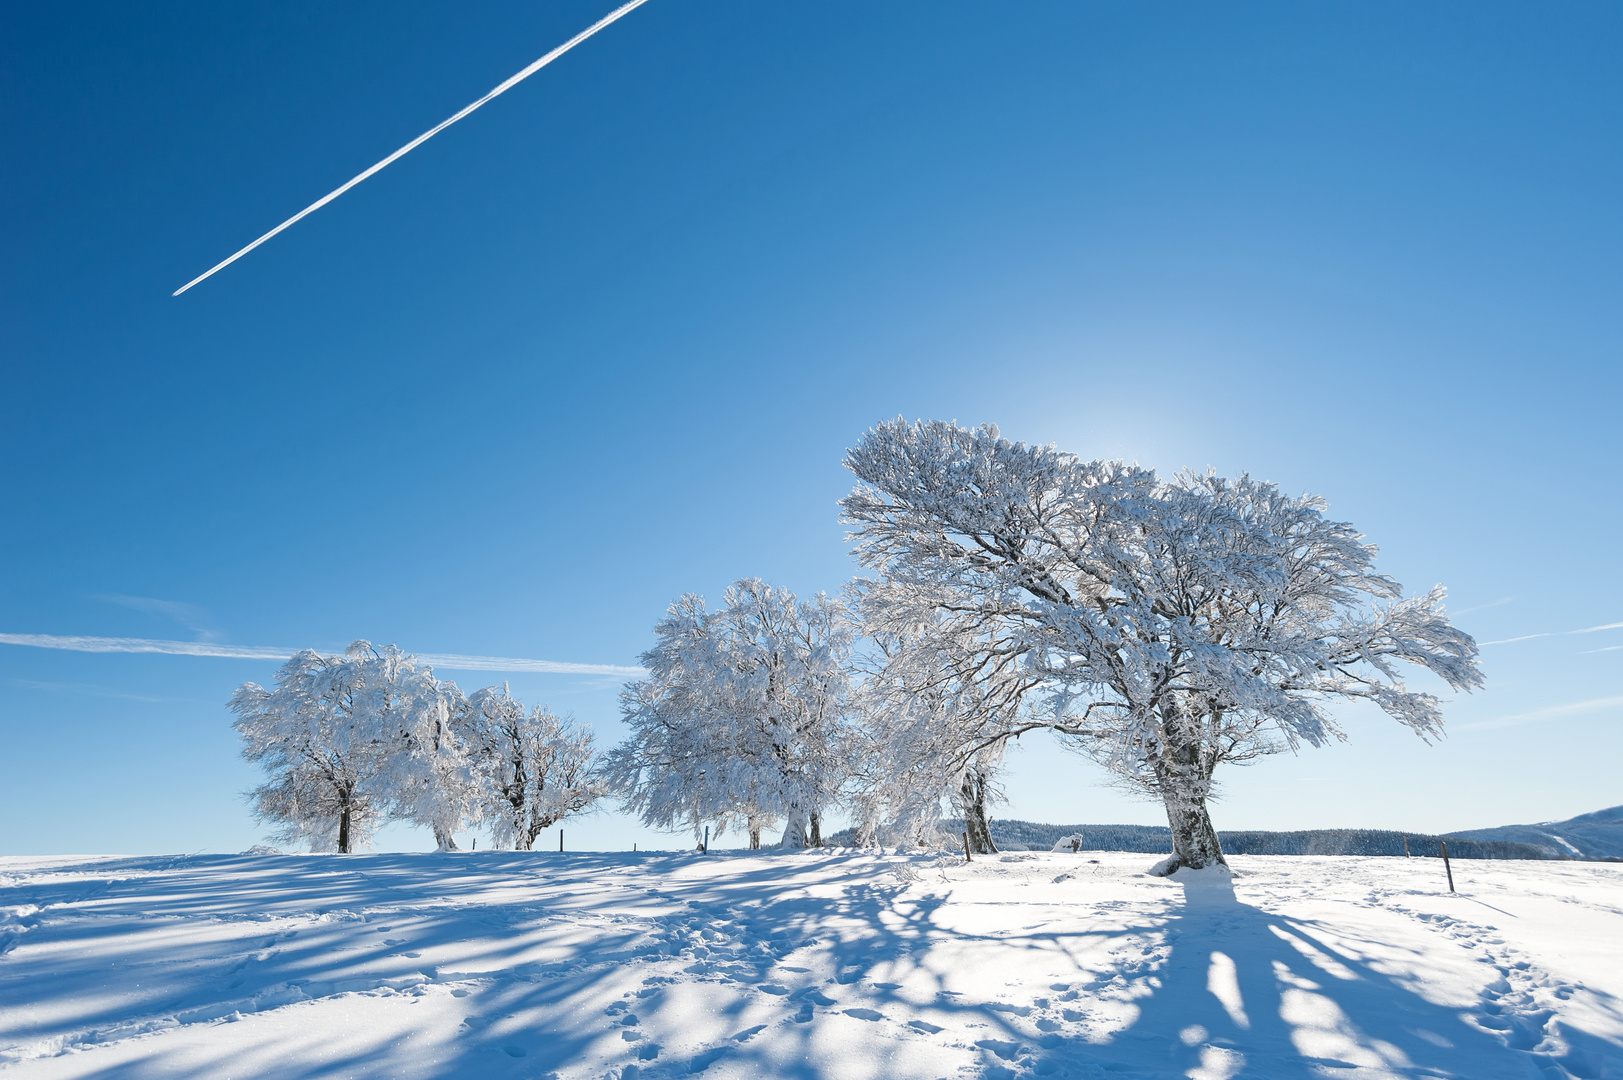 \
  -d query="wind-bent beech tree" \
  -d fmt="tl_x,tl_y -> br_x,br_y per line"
231,642 -> 449,852
853,578 -> 1040,853
843,419 -> 1483,873
465,686 -> 605,850
604,579 -> 856,849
